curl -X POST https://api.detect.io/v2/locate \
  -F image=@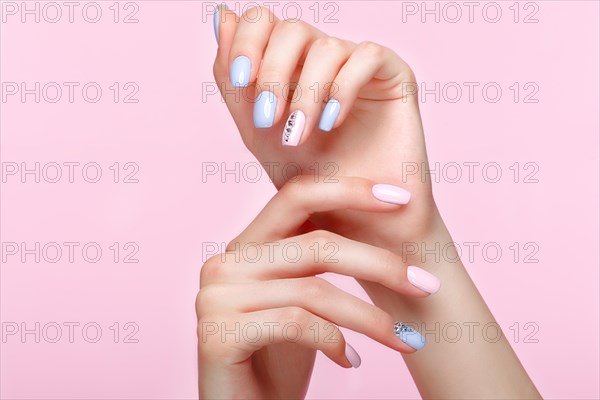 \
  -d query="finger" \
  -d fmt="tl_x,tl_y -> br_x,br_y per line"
213,5 -> 262,144
213,5 -> 239,73
198,307 -> 359,368
199,277 -> 421,353
319,41 -> 417,131
227,7 -> 279,88
216,230 -> 439,297
281,37 -> 354,146
228,175 -> 412,249
256,19 -> 325,130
